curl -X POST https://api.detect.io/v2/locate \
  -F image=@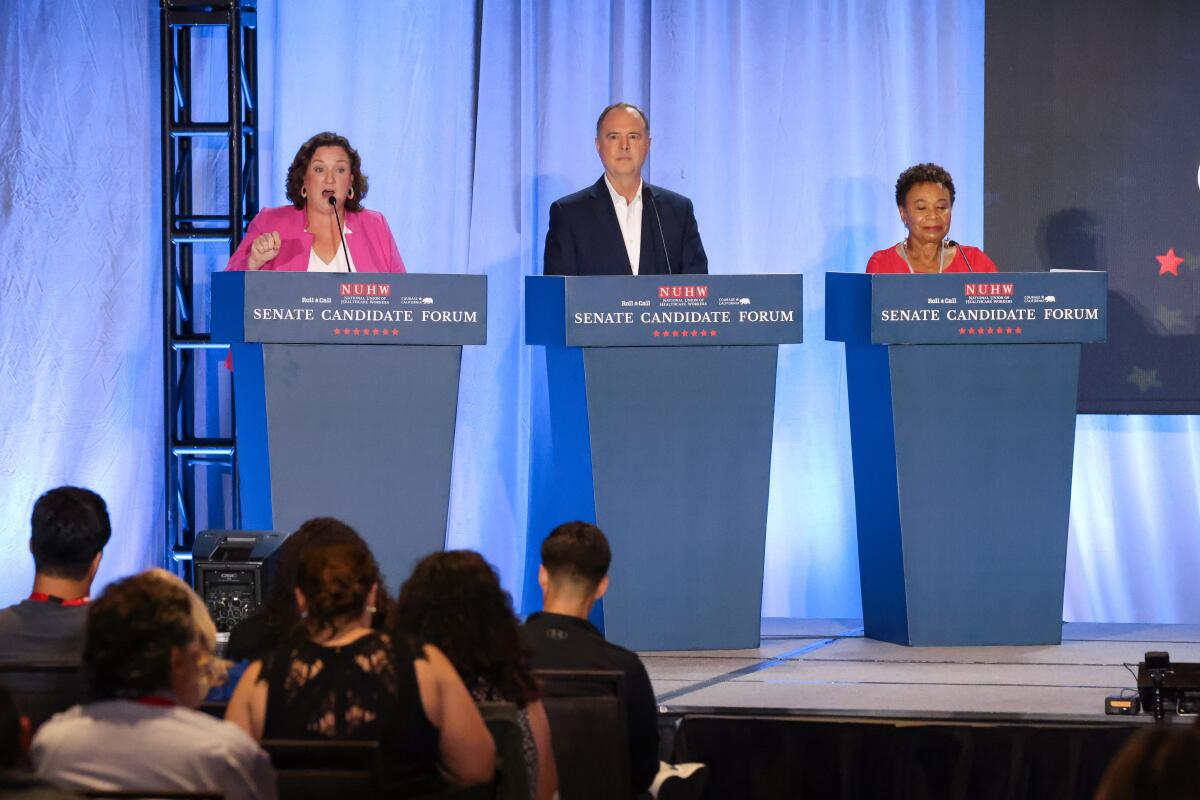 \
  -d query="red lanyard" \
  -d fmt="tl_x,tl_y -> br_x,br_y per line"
28,591 -> 89,608
135,696 -> 178,708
